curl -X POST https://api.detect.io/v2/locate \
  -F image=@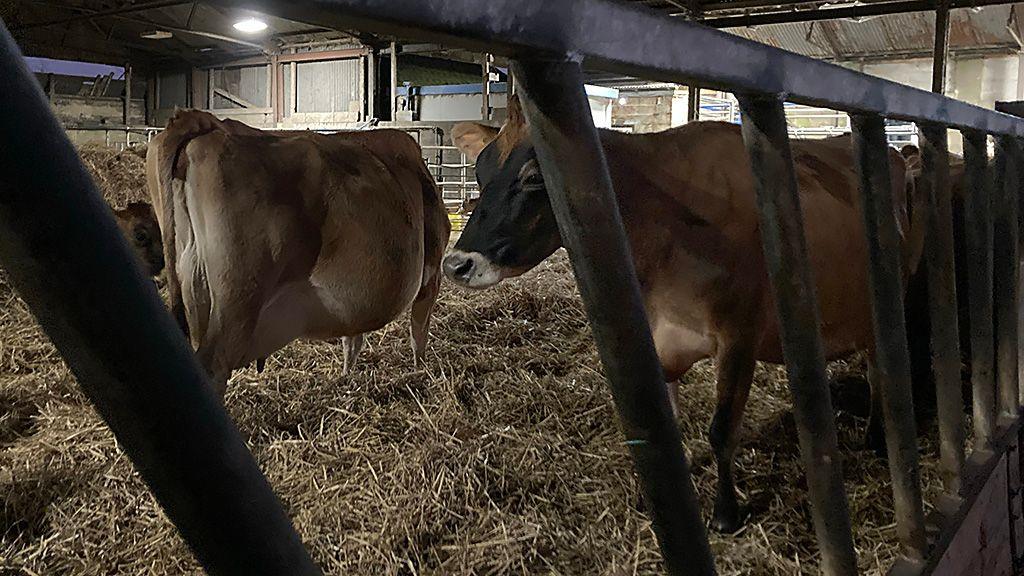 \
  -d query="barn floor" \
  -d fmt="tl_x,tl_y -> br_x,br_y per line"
0,146 -> 947,575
